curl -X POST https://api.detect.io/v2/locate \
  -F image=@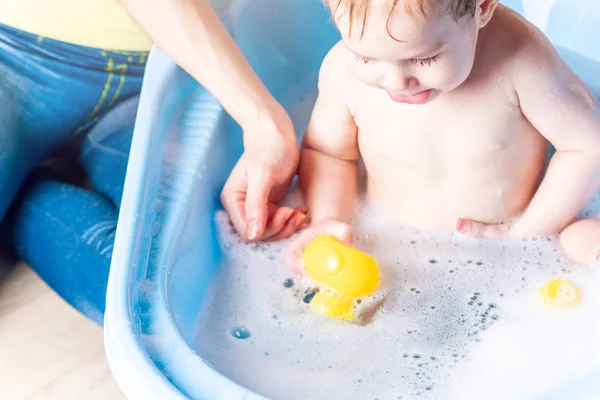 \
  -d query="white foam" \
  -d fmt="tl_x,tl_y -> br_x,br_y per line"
193,194 -> 600,400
